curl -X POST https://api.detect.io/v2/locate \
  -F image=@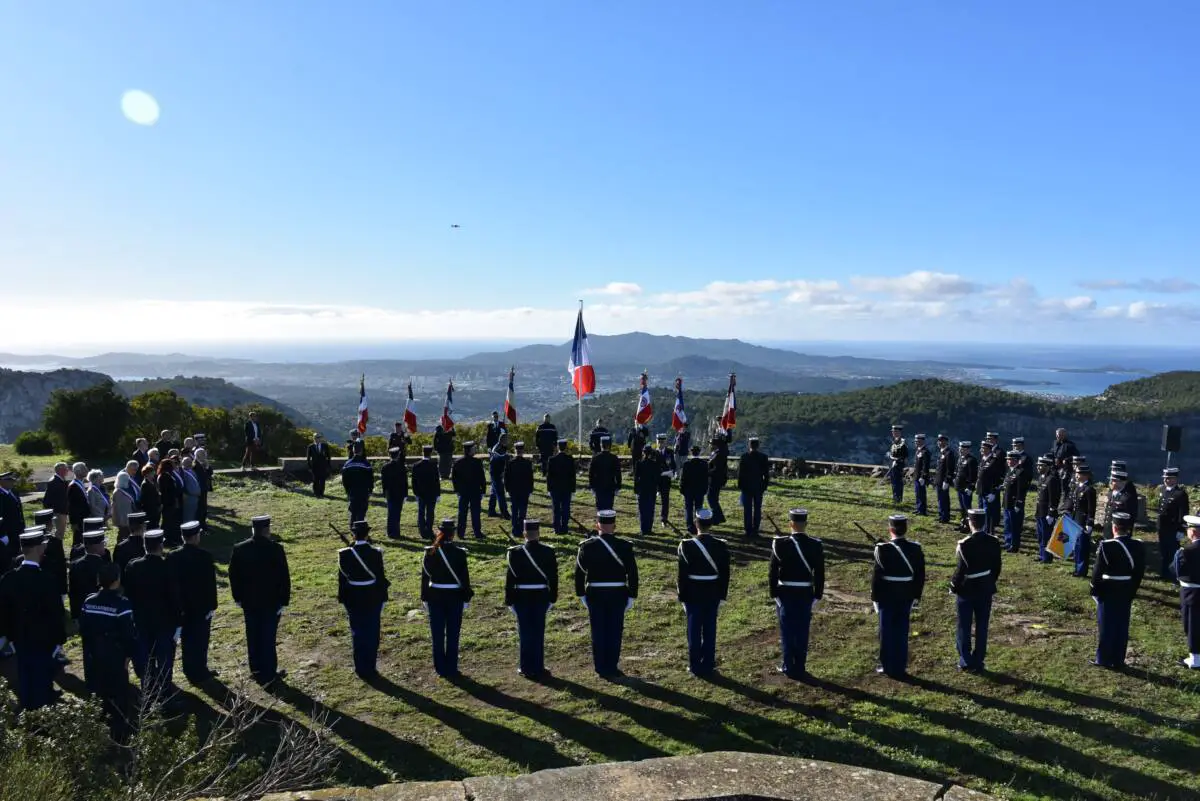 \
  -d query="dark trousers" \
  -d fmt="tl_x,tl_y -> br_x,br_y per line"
417,496 -> 438,540
878,600 -> 913,677
1184,600 -> 1199,653
1096,597 -> 1132,667
386,493 -> 404,539
637,491 -> 656,534
586,594 -> 626,675
890,469 -> 904,504
312,471 -> 327,498
488,475 -> 509,516
683,494 -> 704,533
984,493 -> 1000,534
162,507 -> 182,548
1036,514 -> 1055,561
346,603 -> 382,677
685,598 -> 720,675
348,496 -> 368,528
427,598 -> 463,677
99,688 -> 132,742
1003,506 -> 1024,552
707,482 -> 726,525
180,612 -> 212,682
139,629 -> 176,696
538,452 -> 551,476
550,491 -> 571,534
1159,530 -> 1180,578
457,494 -> 483,538
1074,519 -> 1092,576
510,493 -> 530,529
594,488 -> 615,513
936,483 -> 952,523
955,594 -> 992,669
514,599 -> 549,676
914,478 -> 927,515
243,608 -> 280,683
438,452 -> 453,480
742,491 -> 763,537
956,489 -> 972,519
776,596 -> 812,677
657,478 -> 671,523
15,645 -> 55,711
